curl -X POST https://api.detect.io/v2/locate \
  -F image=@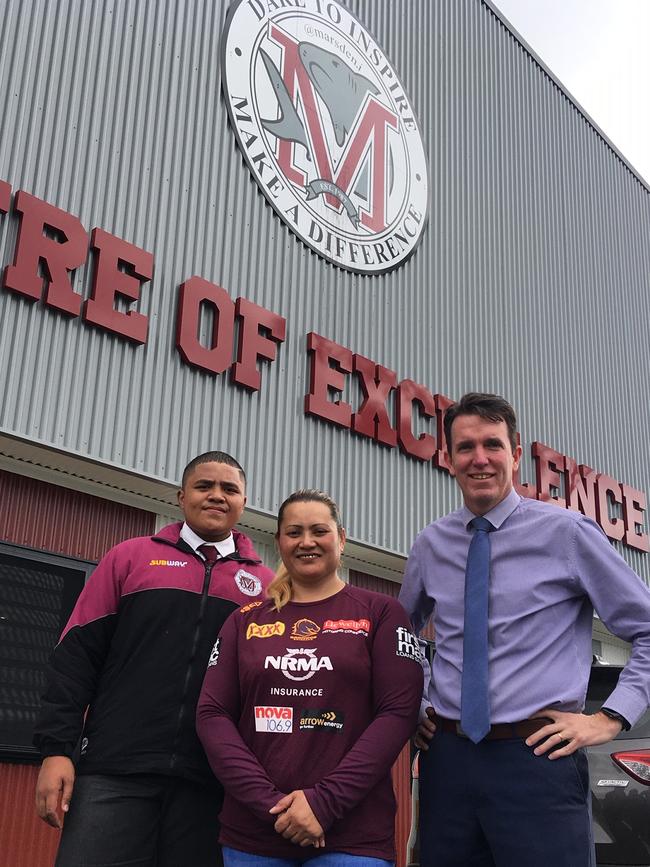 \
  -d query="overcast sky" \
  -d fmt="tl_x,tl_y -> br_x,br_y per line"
491,0 -> 650,185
